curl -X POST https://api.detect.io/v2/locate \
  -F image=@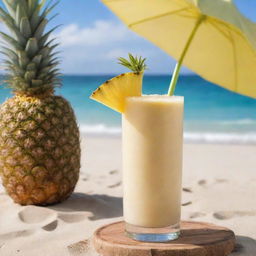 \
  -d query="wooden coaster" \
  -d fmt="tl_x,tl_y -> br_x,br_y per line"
93,221 -> 235,256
